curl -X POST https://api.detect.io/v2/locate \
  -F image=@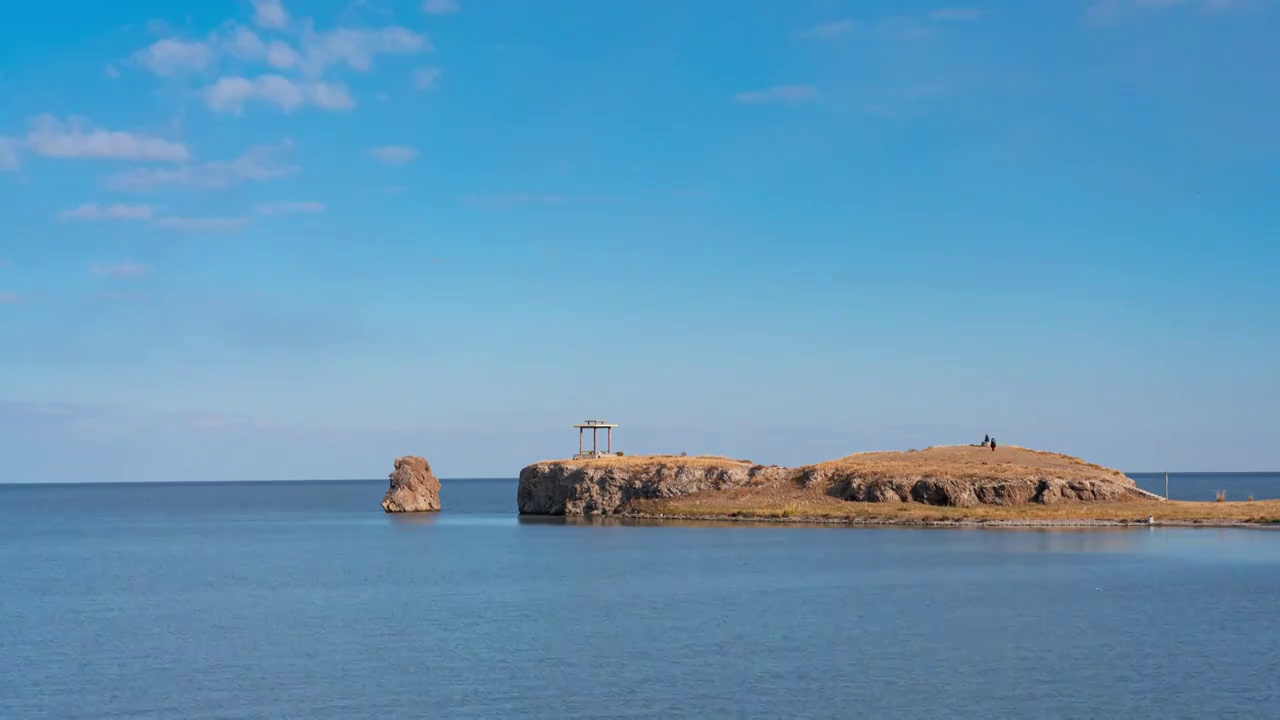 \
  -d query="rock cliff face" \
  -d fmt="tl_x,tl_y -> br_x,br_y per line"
518,447 -> 1151,516
381,456 -> 441,513
809,473 -> 1138,507
518,457 -> 788,516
